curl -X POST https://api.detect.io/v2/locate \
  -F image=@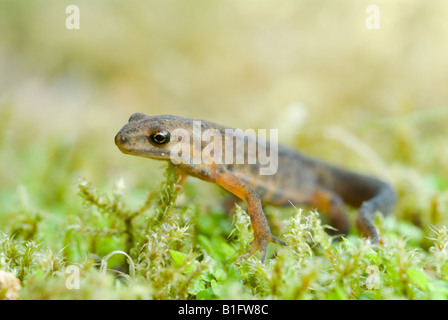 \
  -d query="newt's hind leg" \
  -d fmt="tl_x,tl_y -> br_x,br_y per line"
355,202 -> 380,246
308,188 -> 350,236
